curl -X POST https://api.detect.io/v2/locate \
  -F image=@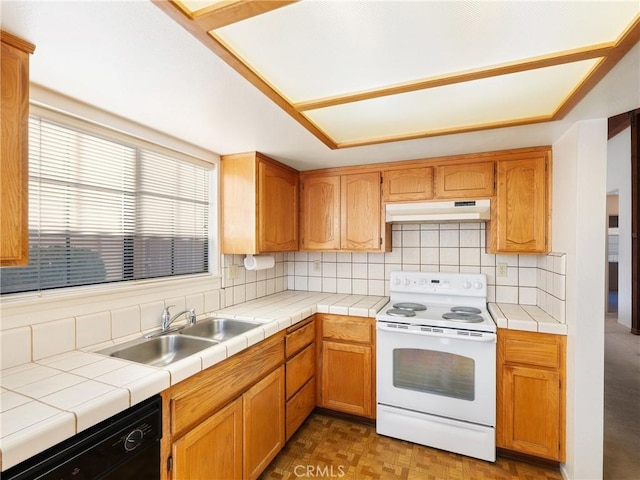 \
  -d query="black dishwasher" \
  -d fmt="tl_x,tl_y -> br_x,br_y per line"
2,394 -> 161,480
